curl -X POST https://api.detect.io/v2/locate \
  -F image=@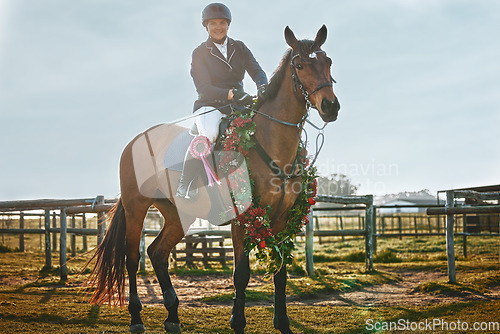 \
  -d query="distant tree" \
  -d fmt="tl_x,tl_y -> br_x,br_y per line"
316,173 -> 358,196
